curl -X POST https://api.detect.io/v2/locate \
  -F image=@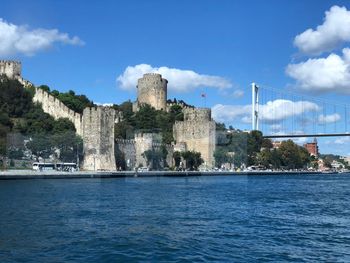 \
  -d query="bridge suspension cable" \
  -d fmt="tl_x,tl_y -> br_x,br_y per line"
251,83 -> 350,138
